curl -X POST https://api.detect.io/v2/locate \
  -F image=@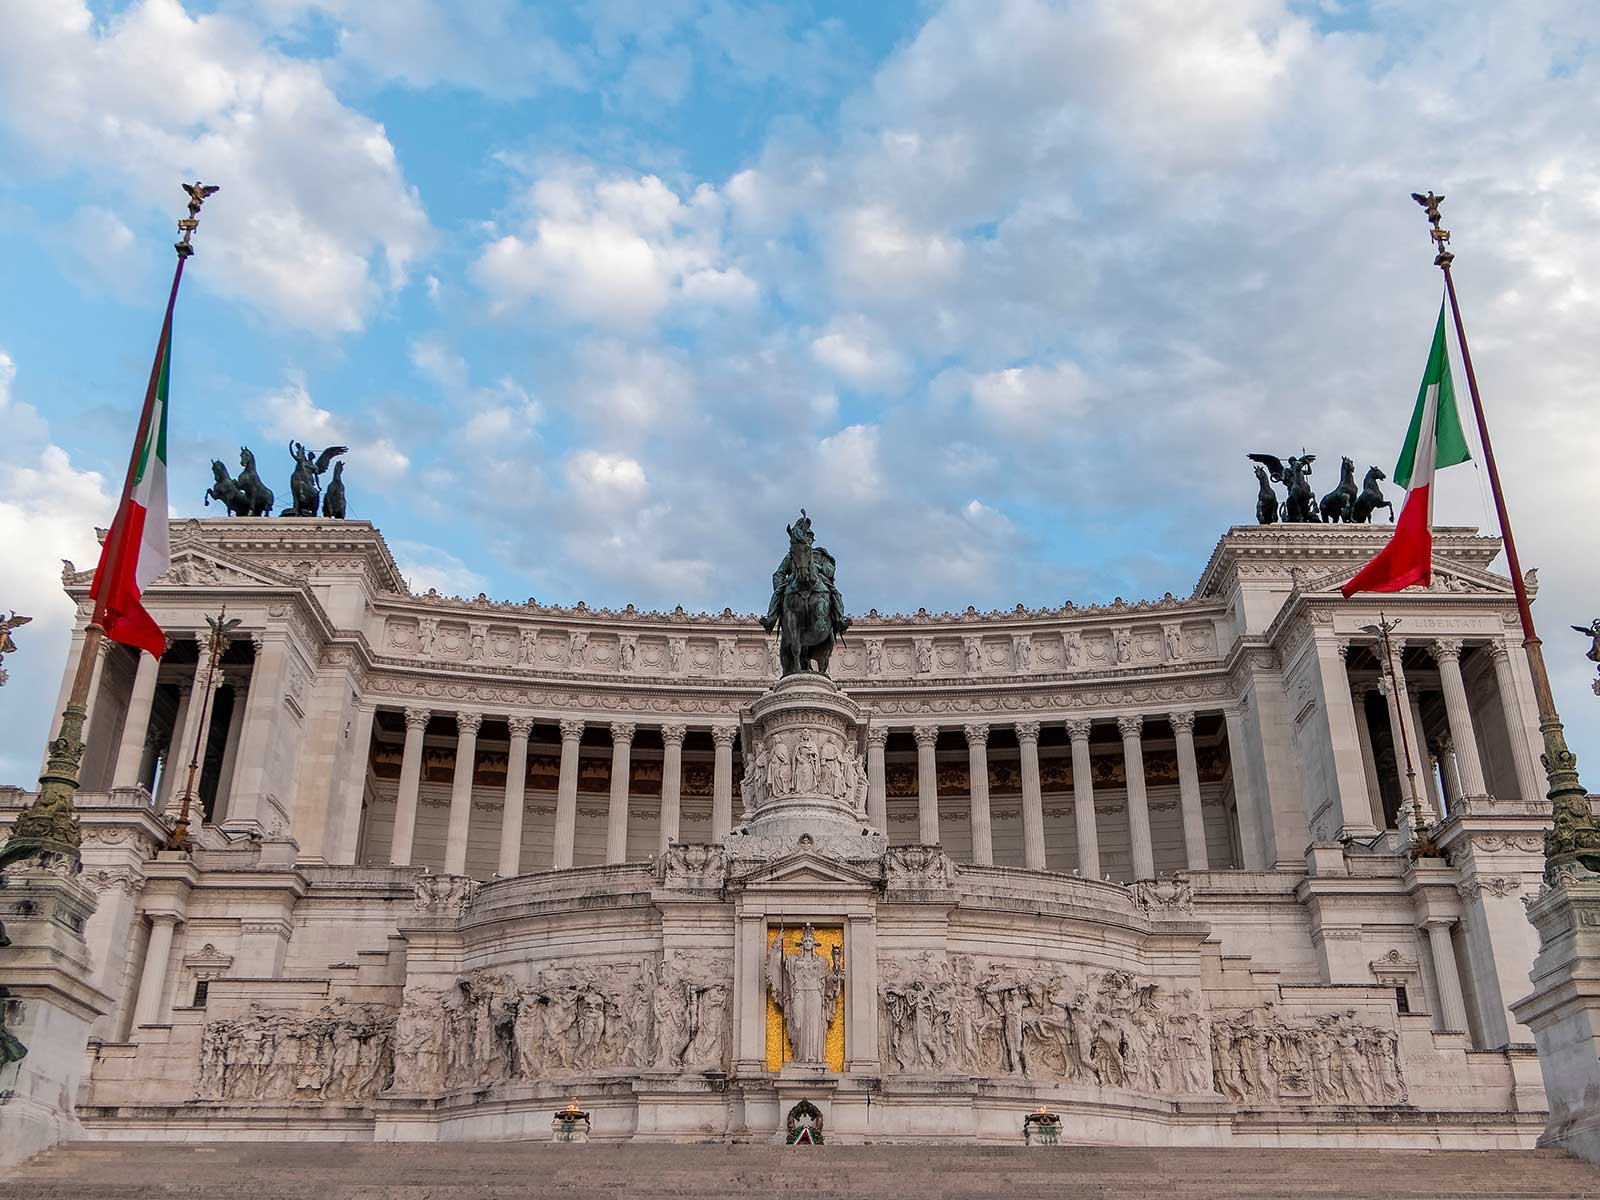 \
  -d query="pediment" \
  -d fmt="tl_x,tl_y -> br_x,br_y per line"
729,850 -> 883,892
146,547 -> 294,590
1300,558 -> 1513,598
